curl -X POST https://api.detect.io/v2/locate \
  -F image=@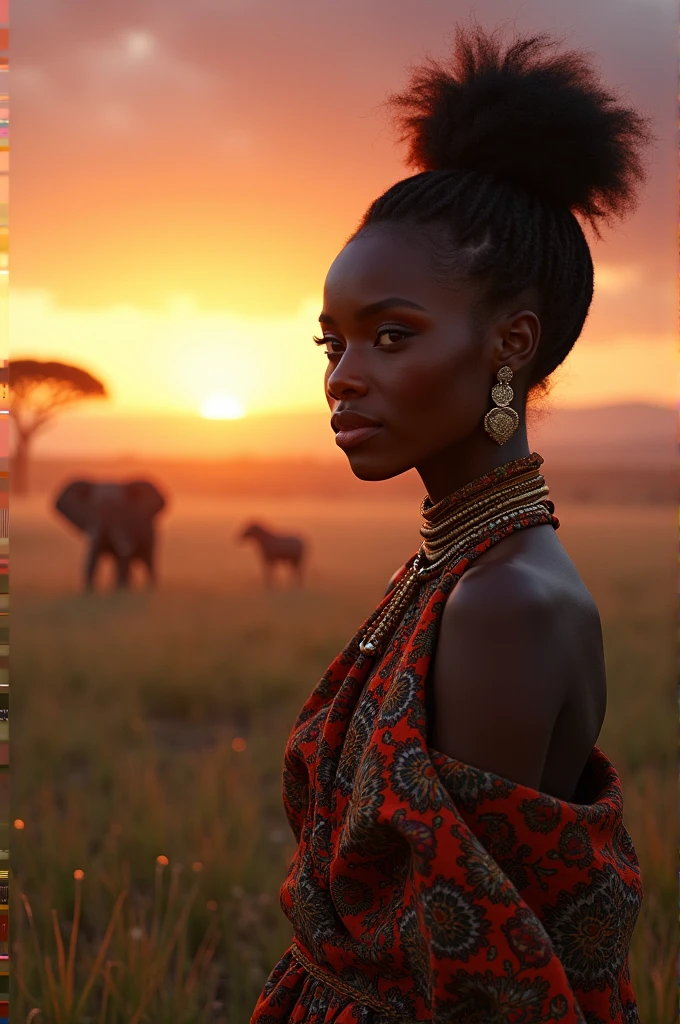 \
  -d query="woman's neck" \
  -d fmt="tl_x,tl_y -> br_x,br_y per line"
415,428 -> 532,504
